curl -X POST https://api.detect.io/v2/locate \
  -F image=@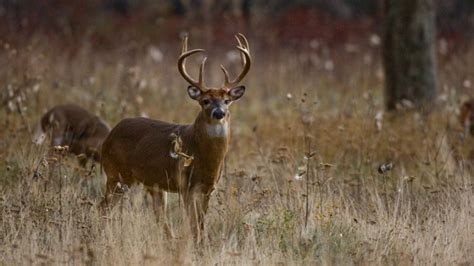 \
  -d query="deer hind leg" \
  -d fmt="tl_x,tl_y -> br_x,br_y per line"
184,186 -> 211,244
149,188 -> 174,238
